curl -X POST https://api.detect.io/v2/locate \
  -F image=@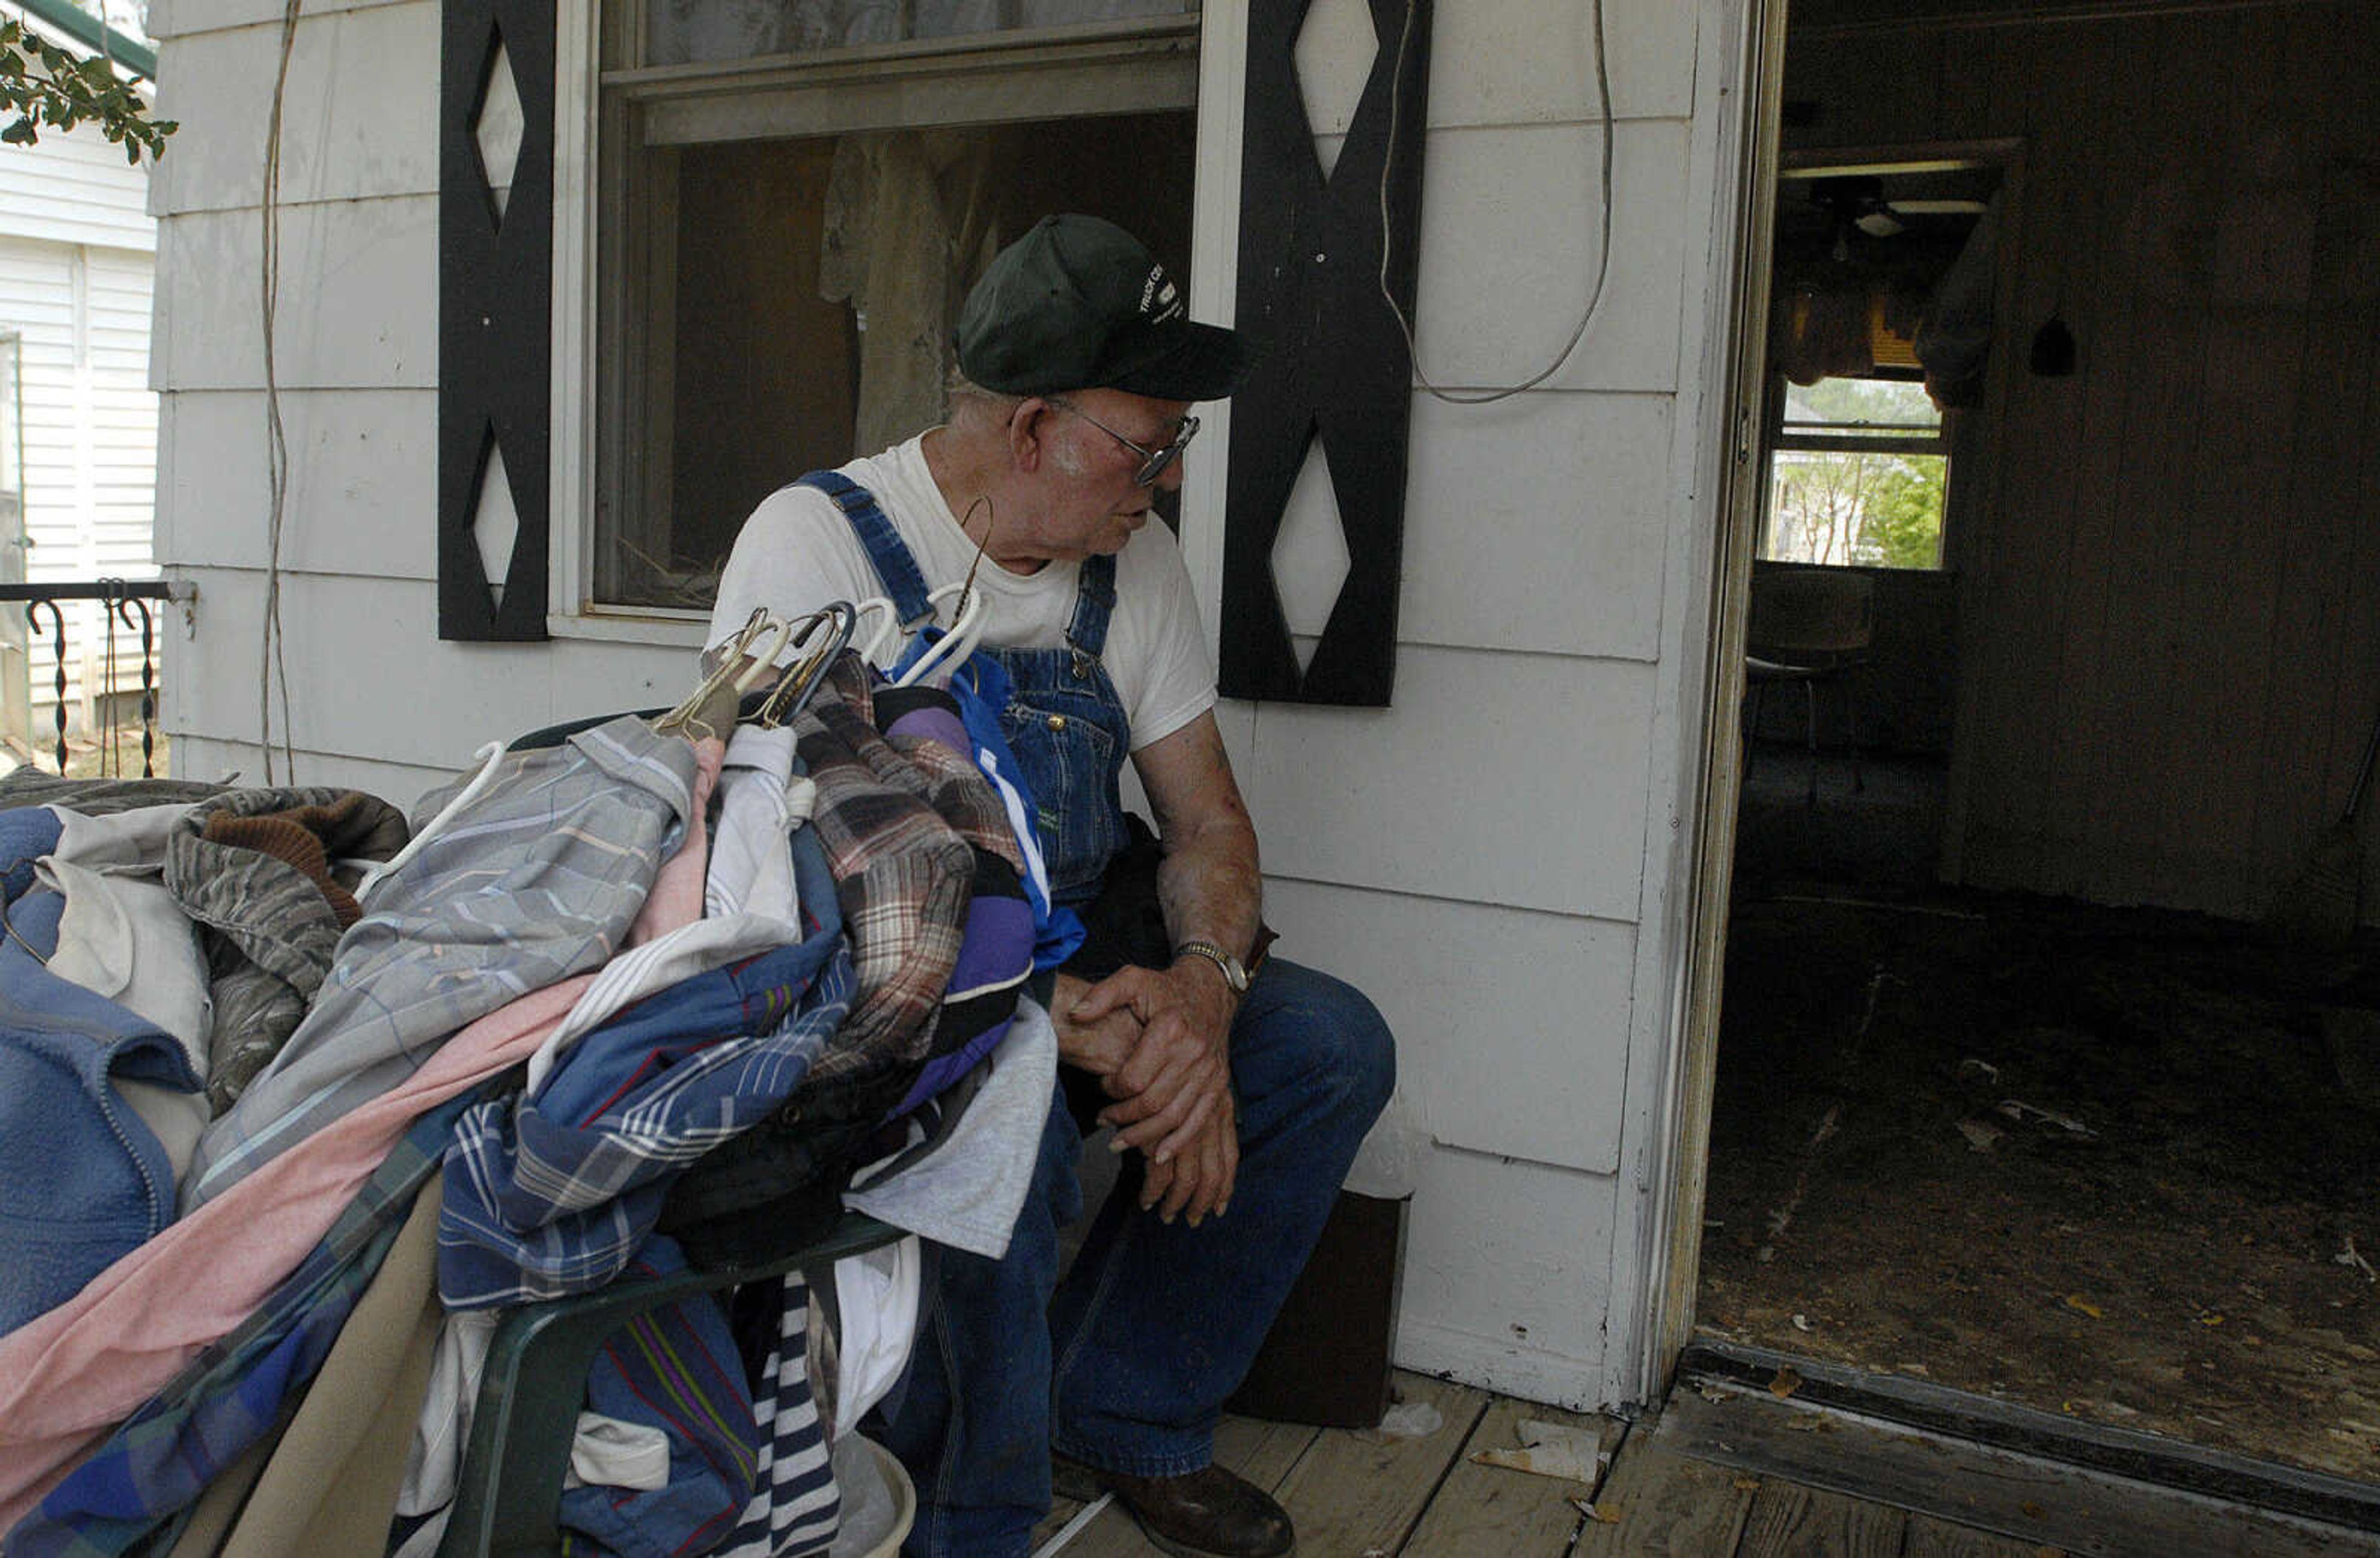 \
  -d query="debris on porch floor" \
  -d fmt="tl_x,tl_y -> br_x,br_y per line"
1699,888 -> 2380,1485
1031,1371 -> 1616,1556
1029,1365 -> 2380,1554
